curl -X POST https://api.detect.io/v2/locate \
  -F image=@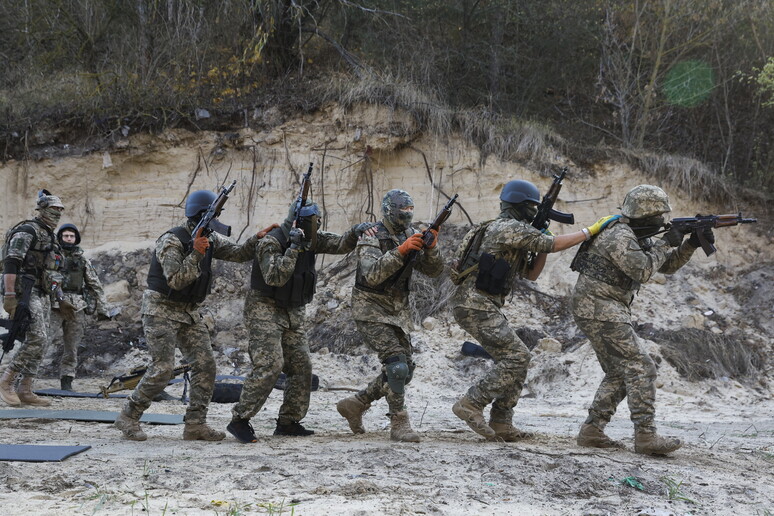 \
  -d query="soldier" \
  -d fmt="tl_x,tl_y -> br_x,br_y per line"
1,190 -> 67,407
49,223 -> 115,391
336,189 -> 444,443
571,184 -> 705,455
226,200 -> 375,443
114,190 -> 275,441
449,179 -> 617,441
